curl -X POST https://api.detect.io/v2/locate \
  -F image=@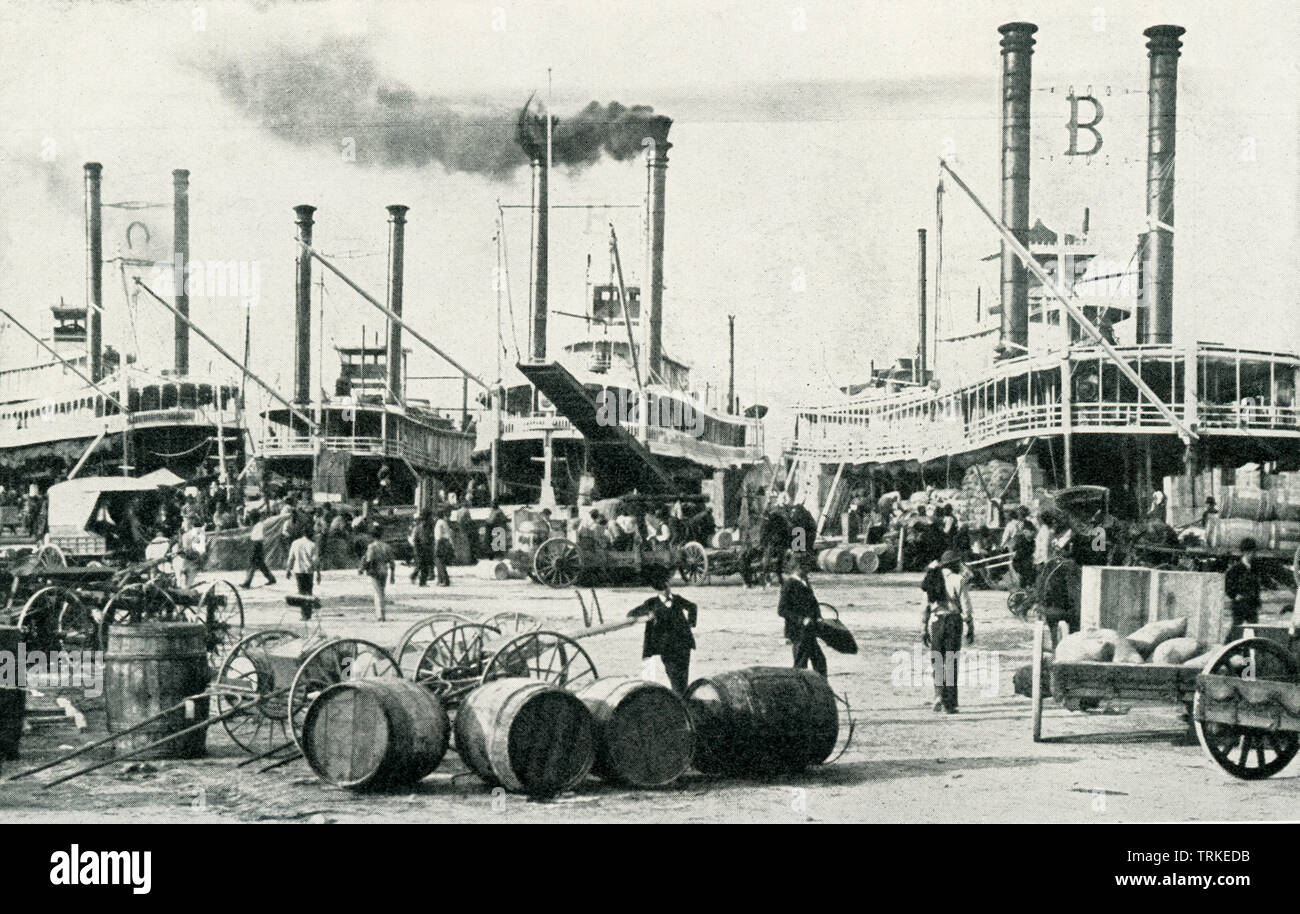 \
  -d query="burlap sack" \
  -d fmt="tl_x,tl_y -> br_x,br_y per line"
1127,617 -> 1187,658
1151,636 -> 1203,665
